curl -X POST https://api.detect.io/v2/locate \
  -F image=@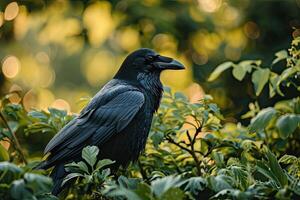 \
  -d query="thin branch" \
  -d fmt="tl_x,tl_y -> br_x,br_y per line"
166,135 -> 202,176
0,112 -> 27,164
